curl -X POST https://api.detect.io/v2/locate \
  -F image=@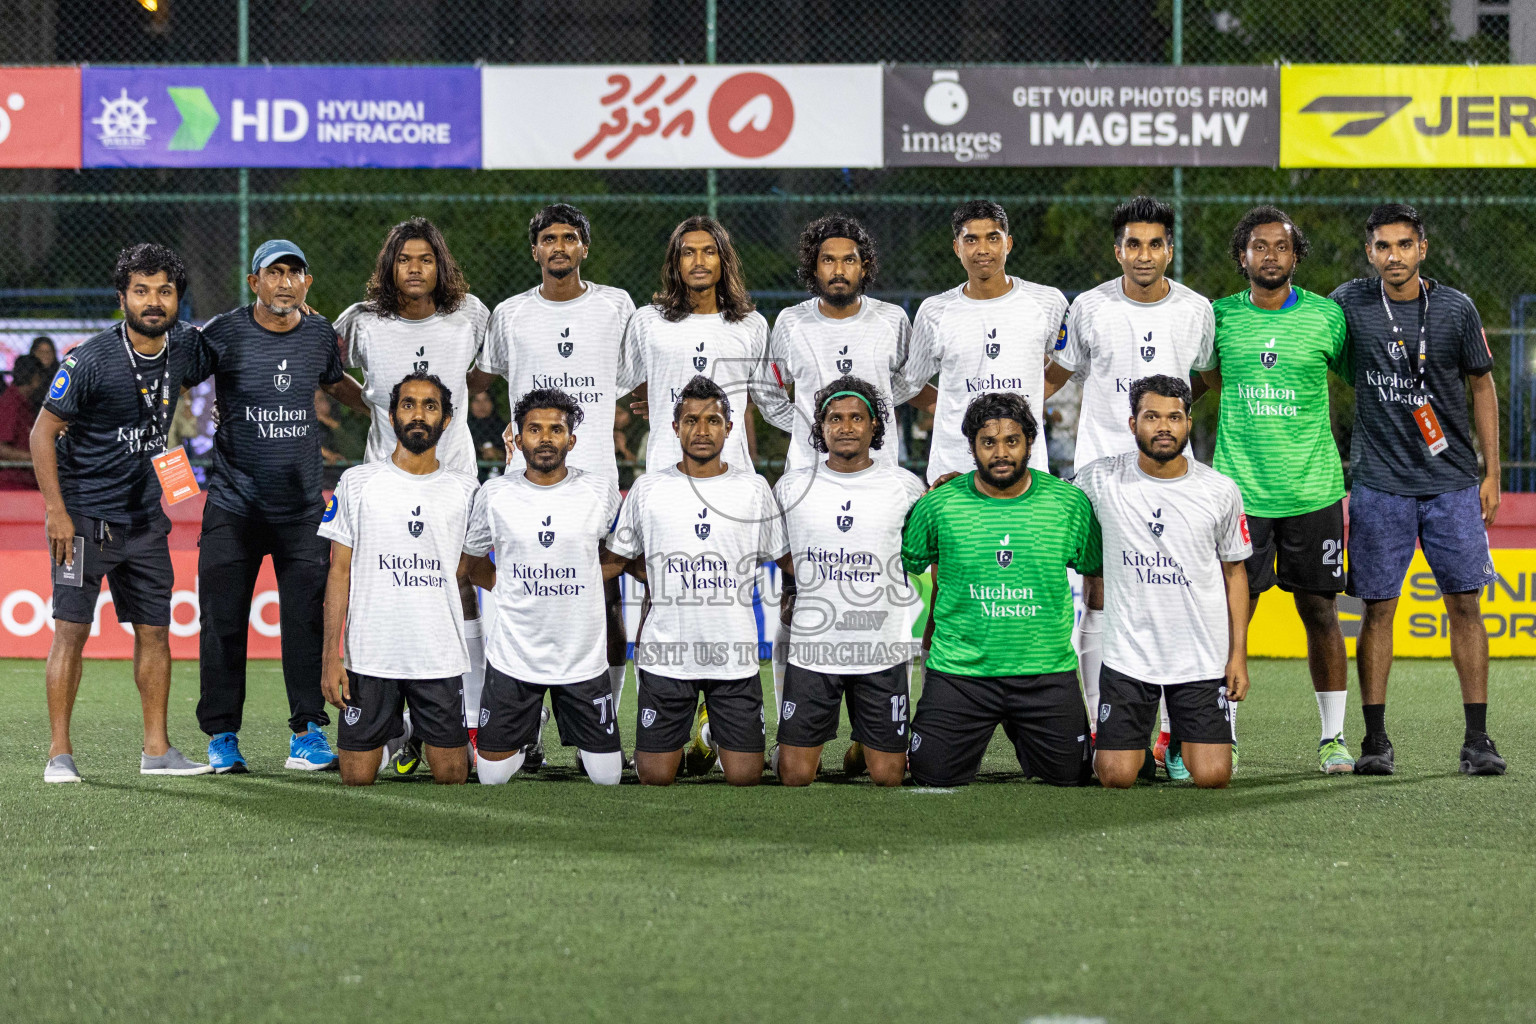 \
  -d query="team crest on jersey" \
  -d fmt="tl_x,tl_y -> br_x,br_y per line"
344,705 -> 362,726
407,504 -> 424,538
693,341 -> 707,373
557,330 -> 573,358
641,708 -> 657,728
782,701 -> 797,720
984,338 -> 1001,360
695,506 -> 710,540
1140,332 -> 1155,362
538,515 -> 554,547
412,346 -> 429,374
1261,351 -> 1277,369
835,345 -> 852,374
1148,507 -> 1164,538
836,499 -> 853,532
273,358 -> 291,392
996,532 -> 1013,568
